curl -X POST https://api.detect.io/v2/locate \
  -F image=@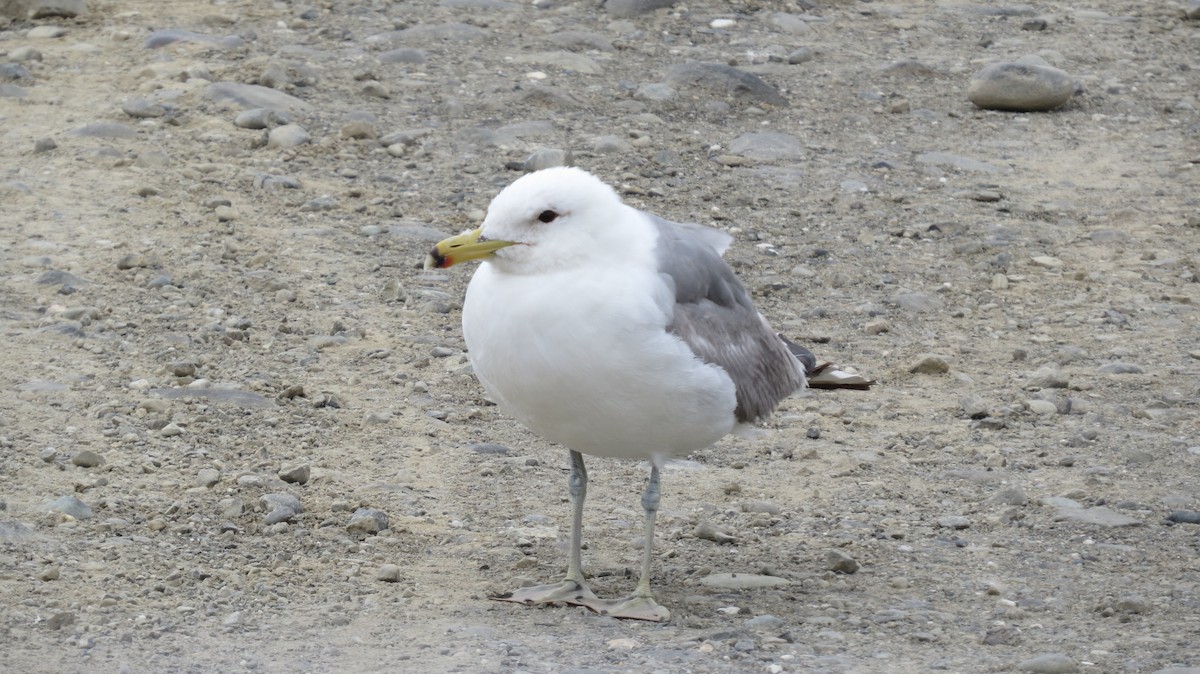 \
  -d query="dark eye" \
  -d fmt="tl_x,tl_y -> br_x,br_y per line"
537,210 -> 558,223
